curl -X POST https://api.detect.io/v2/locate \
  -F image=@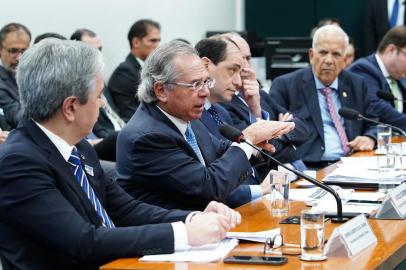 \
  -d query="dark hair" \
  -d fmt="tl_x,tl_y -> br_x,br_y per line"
0,22 -> 31,47
70,28 -> 96,41
195,38 -> 228,65
378,26 -> 406,53
127,19 -> 160,48
34,32 -> 66,44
